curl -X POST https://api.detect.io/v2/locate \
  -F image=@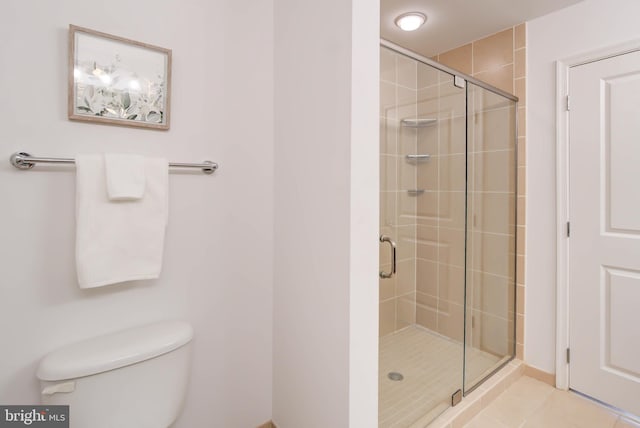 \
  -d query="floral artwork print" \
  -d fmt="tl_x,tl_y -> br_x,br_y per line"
74,58 -> 165,123
70,26 -> 171,129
